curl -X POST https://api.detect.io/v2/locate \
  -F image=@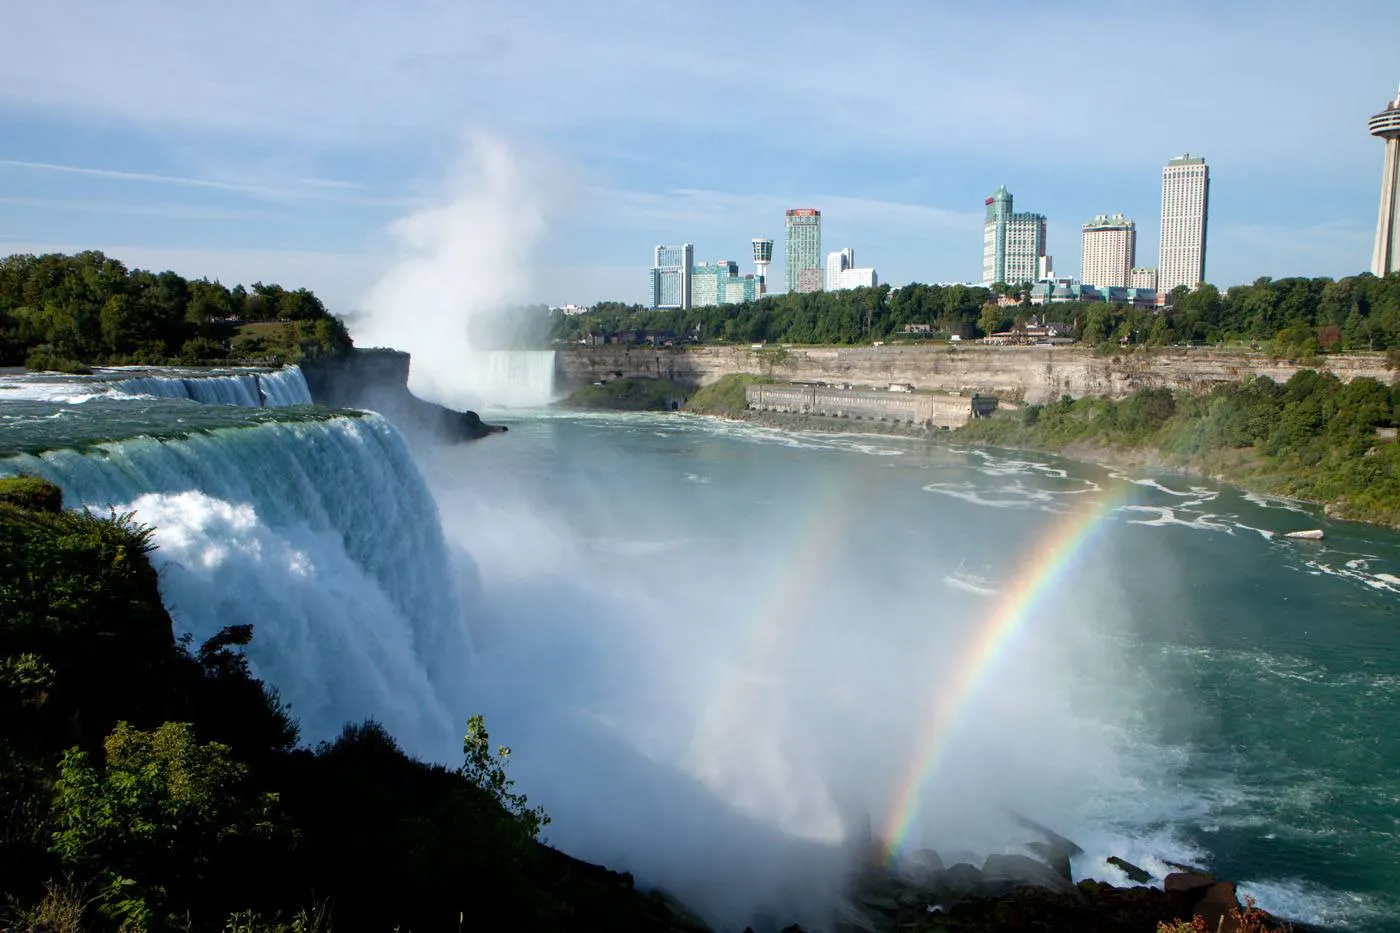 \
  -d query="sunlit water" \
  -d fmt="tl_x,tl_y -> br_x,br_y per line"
3,392 -> 1396,931
425,410 -> 1400,932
